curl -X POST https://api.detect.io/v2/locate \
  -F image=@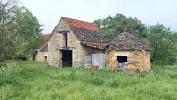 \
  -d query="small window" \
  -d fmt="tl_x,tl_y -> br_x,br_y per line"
117,56 -> 127,63
64,33 -> 67,48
